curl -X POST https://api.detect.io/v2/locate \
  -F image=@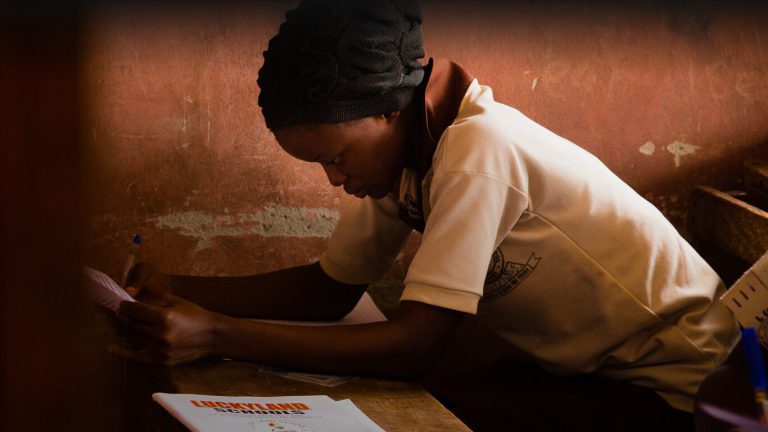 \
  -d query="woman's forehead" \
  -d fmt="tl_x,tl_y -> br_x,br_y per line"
279,119 -> 370,143
274,123 -> 343,160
